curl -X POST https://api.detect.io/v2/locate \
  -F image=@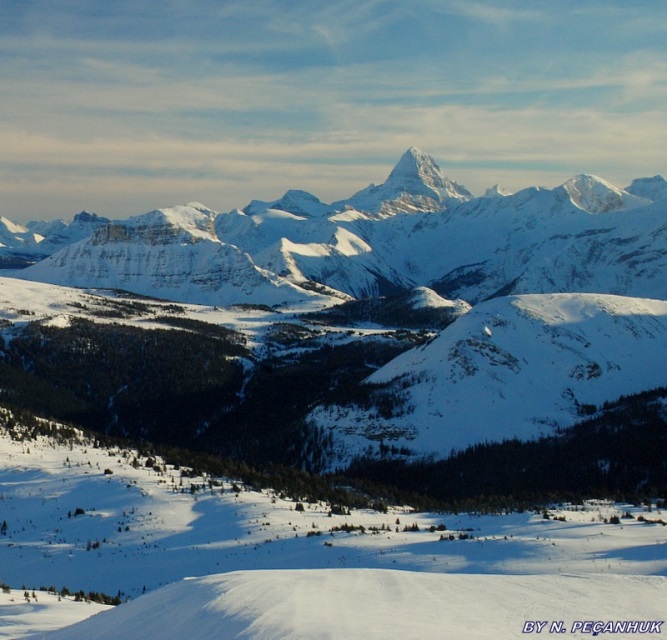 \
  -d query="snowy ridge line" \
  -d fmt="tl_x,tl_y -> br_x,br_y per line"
38,571 -> 667,640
